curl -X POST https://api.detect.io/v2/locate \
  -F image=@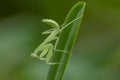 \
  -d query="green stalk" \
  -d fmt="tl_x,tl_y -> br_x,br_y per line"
47,2 -> 86,80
